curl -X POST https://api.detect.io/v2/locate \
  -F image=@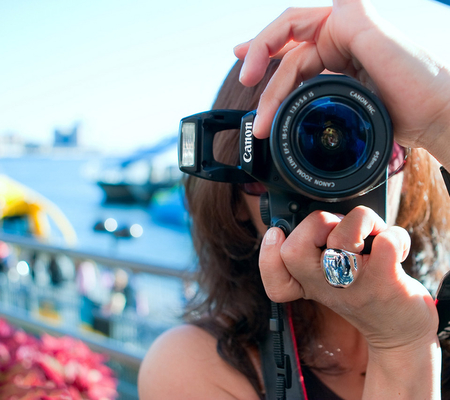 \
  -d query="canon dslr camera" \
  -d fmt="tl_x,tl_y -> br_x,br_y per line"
178,75 -> 394,236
